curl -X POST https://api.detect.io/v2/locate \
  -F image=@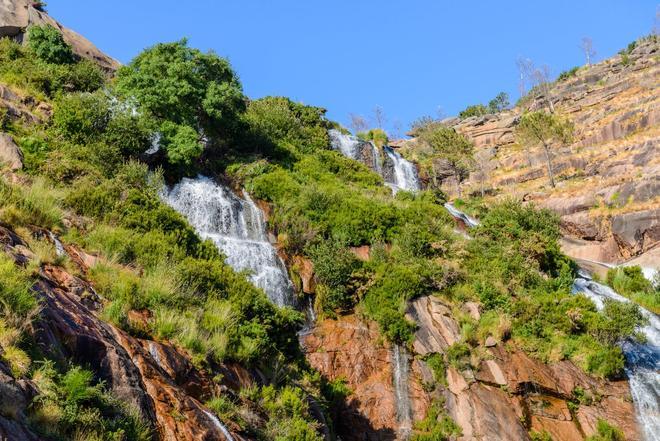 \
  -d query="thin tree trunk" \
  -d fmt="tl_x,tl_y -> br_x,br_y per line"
542,141 -> 555,188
